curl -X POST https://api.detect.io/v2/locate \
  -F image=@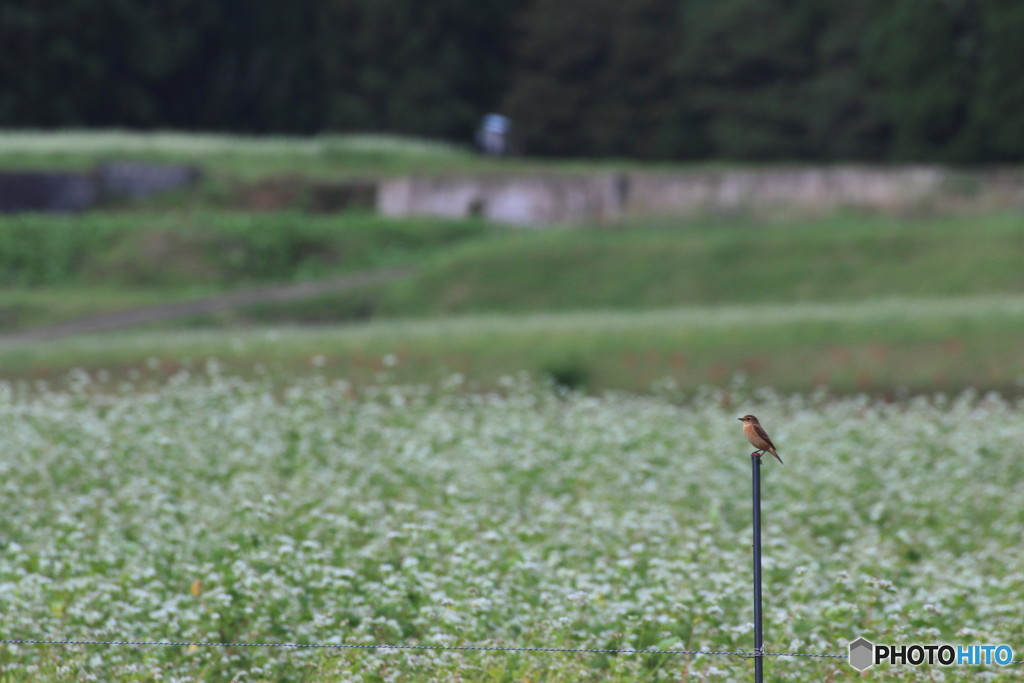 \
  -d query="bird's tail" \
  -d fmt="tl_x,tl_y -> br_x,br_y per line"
770,449 -> 784,464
